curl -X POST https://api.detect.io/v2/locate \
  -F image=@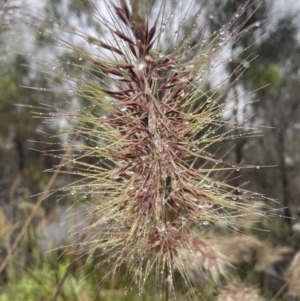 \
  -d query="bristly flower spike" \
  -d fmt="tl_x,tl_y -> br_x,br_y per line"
40,0 -> 272,298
